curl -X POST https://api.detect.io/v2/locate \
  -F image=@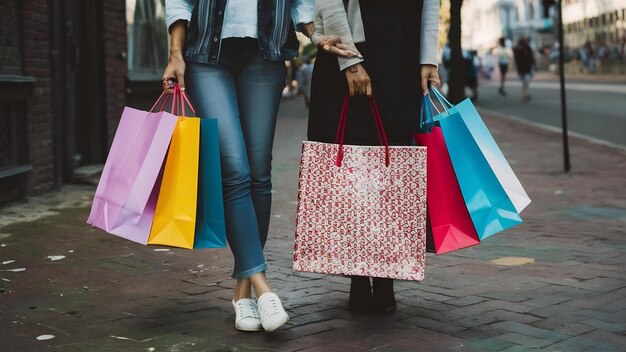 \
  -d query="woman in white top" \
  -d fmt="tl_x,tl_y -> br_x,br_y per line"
307,0 -> 440,315
494,37 -> 513,96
